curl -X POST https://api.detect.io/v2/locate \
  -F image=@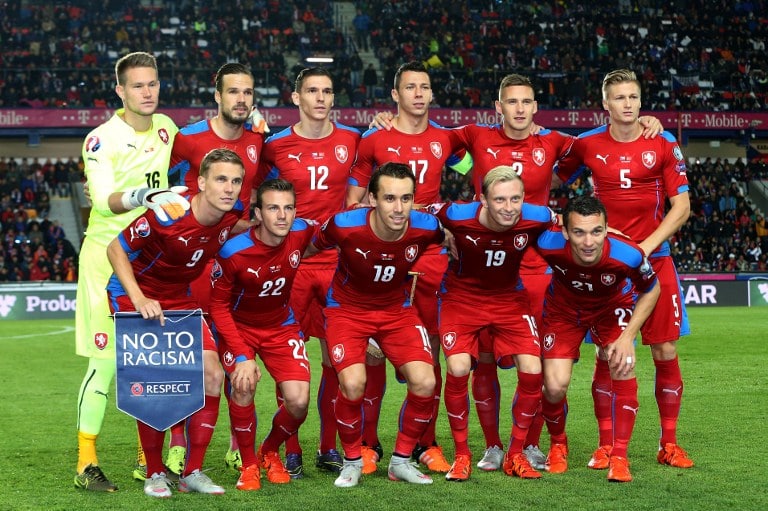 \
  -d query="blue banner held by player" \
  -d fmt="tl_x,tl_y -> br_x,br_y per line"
115,310 -> 205,431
